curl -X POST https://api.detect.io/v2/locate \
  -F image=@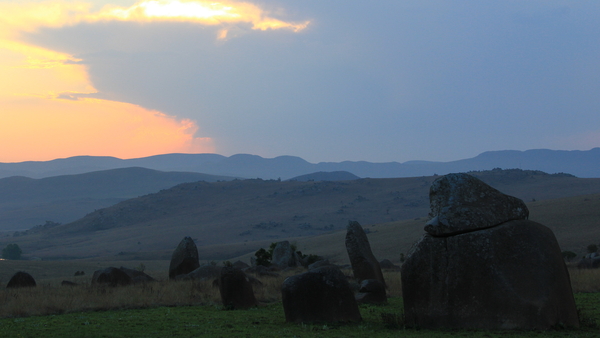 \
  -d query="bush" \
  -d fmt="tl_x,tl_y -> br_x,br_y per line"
562,251 -> 577,262
254,248 -> 272,267
2,243 -> 22,260
587,244 -> 598,254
